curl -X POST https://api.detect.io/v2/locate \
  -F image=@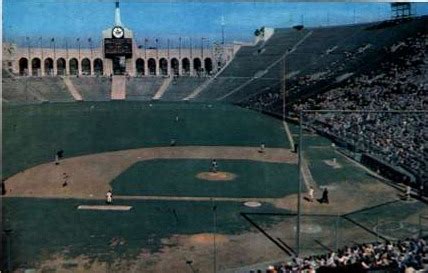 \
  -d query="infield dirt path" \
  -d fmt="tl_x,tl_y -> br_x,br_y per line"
5,146 -> 297,198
